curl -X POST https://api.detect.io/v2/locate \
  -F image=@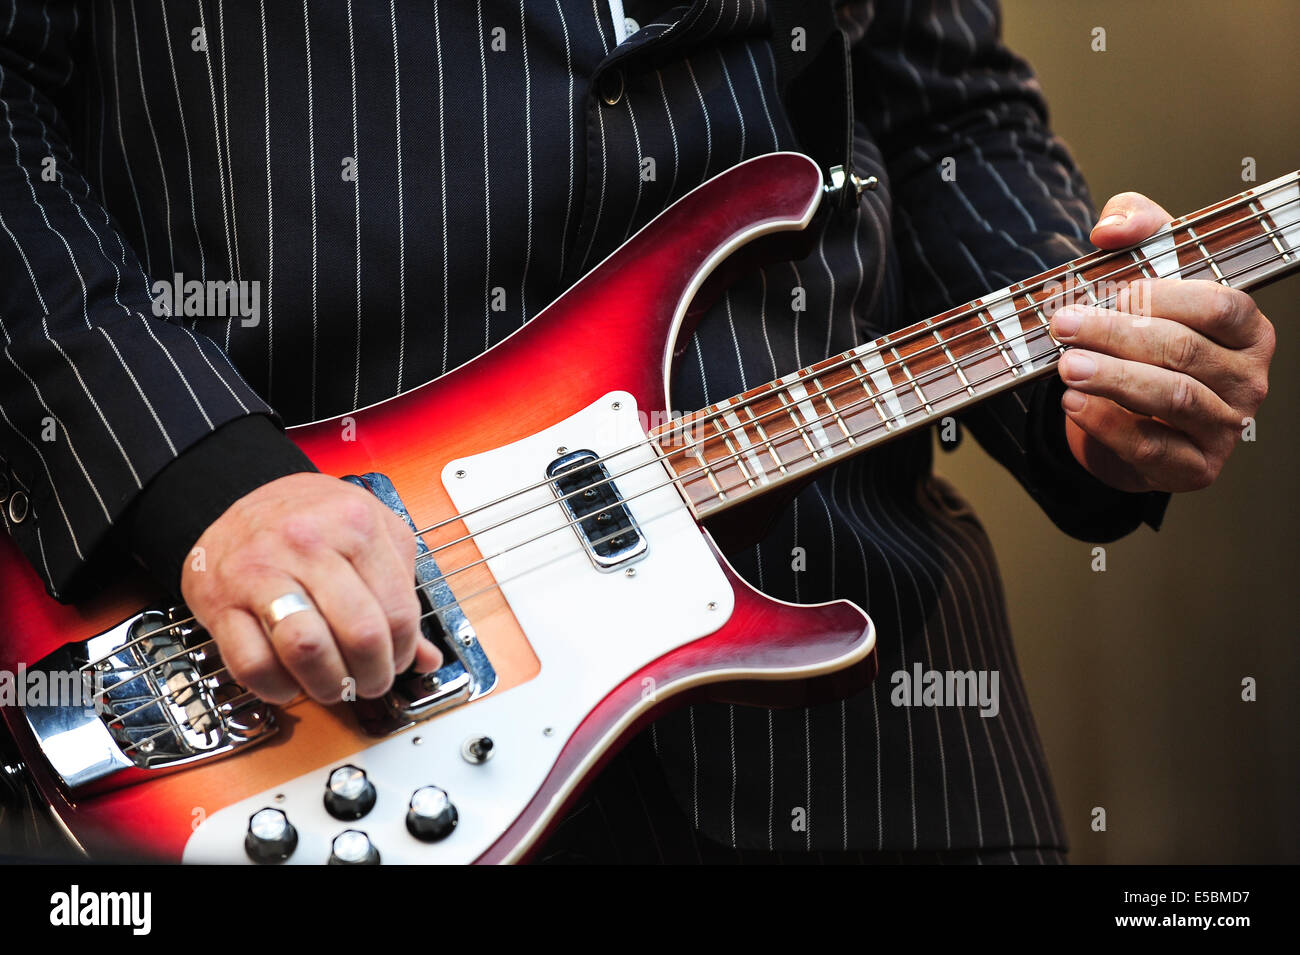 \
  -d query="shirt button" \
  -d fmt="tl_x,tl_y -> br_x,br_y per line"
623,17 -> 640,37
598,68 -> 624,106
